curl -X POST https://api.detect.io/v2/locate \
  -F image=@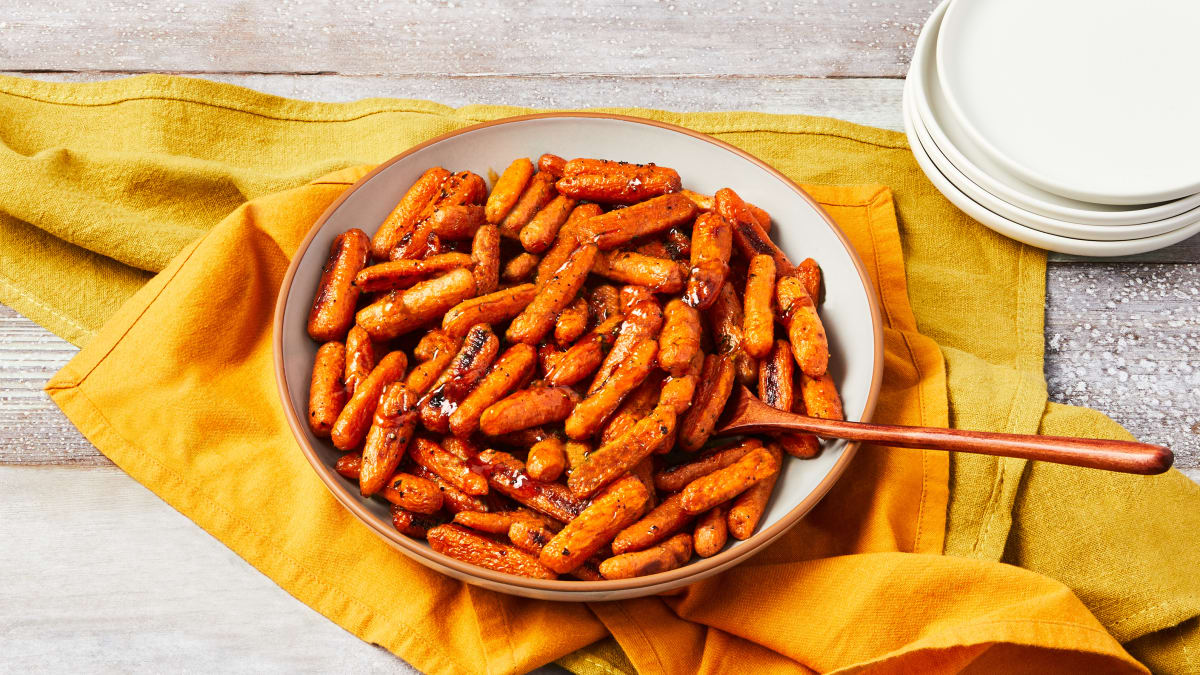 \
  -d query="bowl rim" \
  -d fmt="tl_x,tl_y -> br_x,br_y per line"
273,111 -> 885,596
